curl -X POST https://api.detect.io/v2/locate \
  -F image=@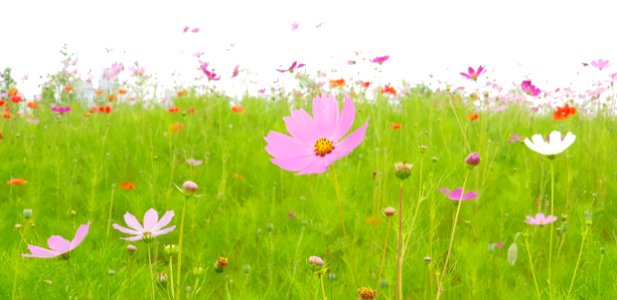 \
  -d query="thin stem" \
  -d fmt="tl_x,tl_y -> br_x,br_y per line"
525,233 -> 542,300
436,169 -> 470,300
127,253 -> 133,300
332,167 -> 347,238
170,256 -> 175,299
106,186 -> 116,239
176,197 -> 188,300
567,224 -> 591,298
319,274 -> 328,300
548,159 -> 555,298
376,218 -> 391,290
397,181 -> 404,300
147,244 -> 156,300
